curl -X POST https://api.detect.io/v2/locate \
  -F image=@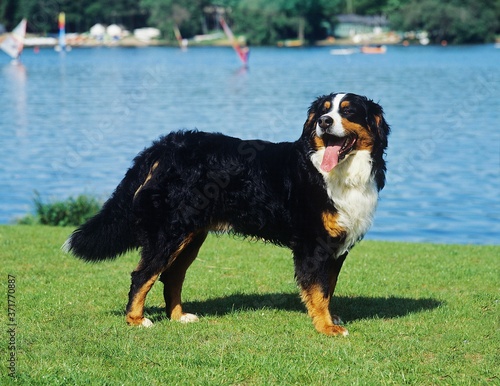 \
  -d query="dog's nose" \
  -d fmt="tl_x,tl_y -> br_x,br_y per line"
318,115 -> 333,130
